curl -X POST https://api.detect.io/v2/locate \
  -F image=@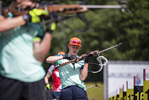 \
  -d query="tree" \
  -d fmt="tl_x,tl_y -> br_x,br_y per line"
118,0 -> 149,60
